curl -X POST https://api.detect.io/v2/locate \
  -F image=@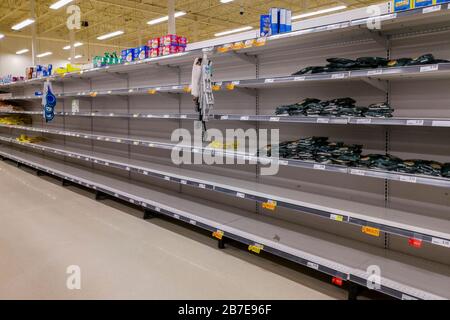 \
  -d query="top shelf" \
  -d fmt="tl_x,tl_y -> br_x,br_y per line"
1,4 -> 450,88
